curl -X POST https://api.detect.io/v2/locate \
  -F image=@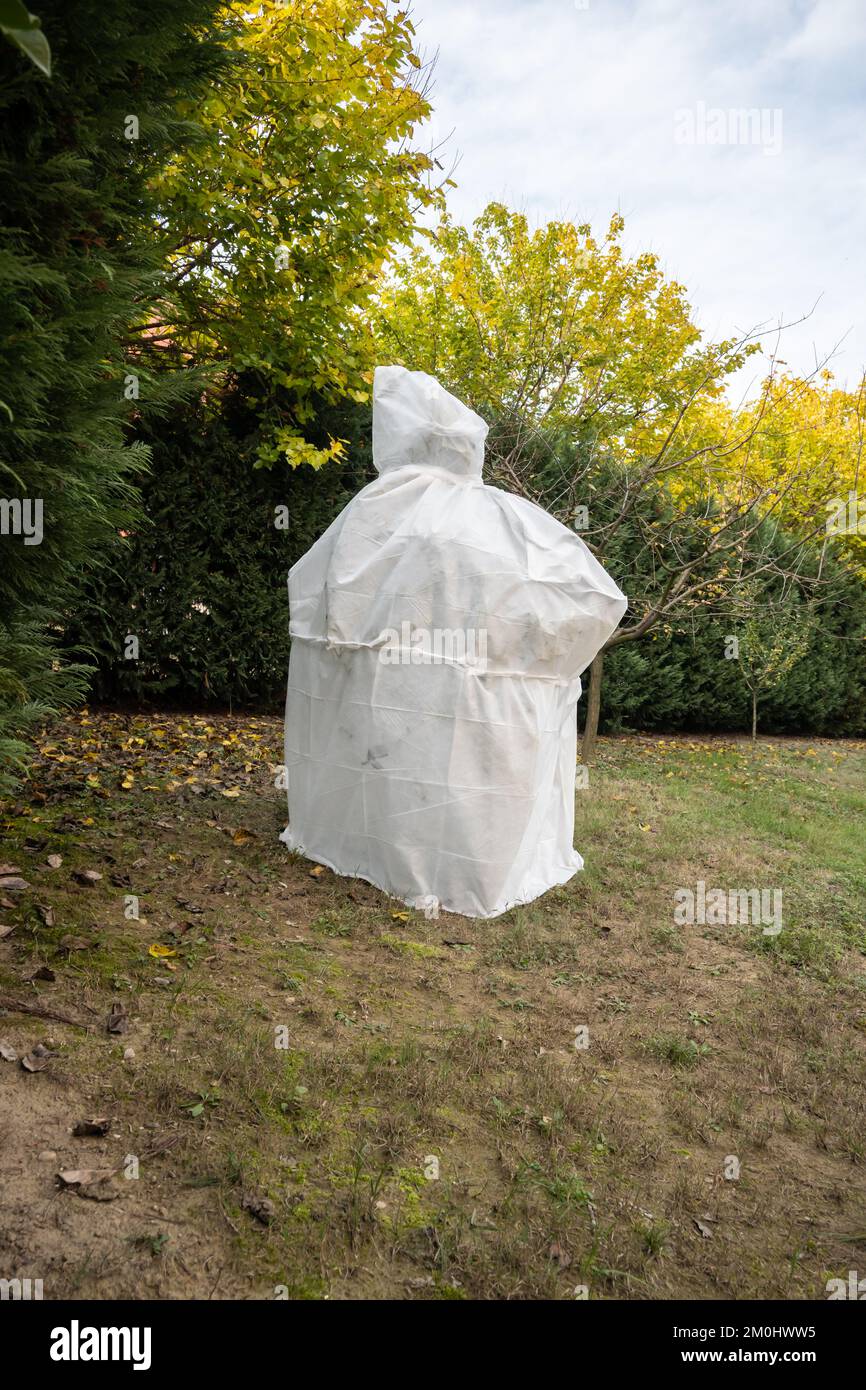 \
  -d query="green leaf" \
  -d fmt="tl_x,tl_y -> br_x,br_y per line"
0,0 -> 32,26
1,9 -> 51,77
